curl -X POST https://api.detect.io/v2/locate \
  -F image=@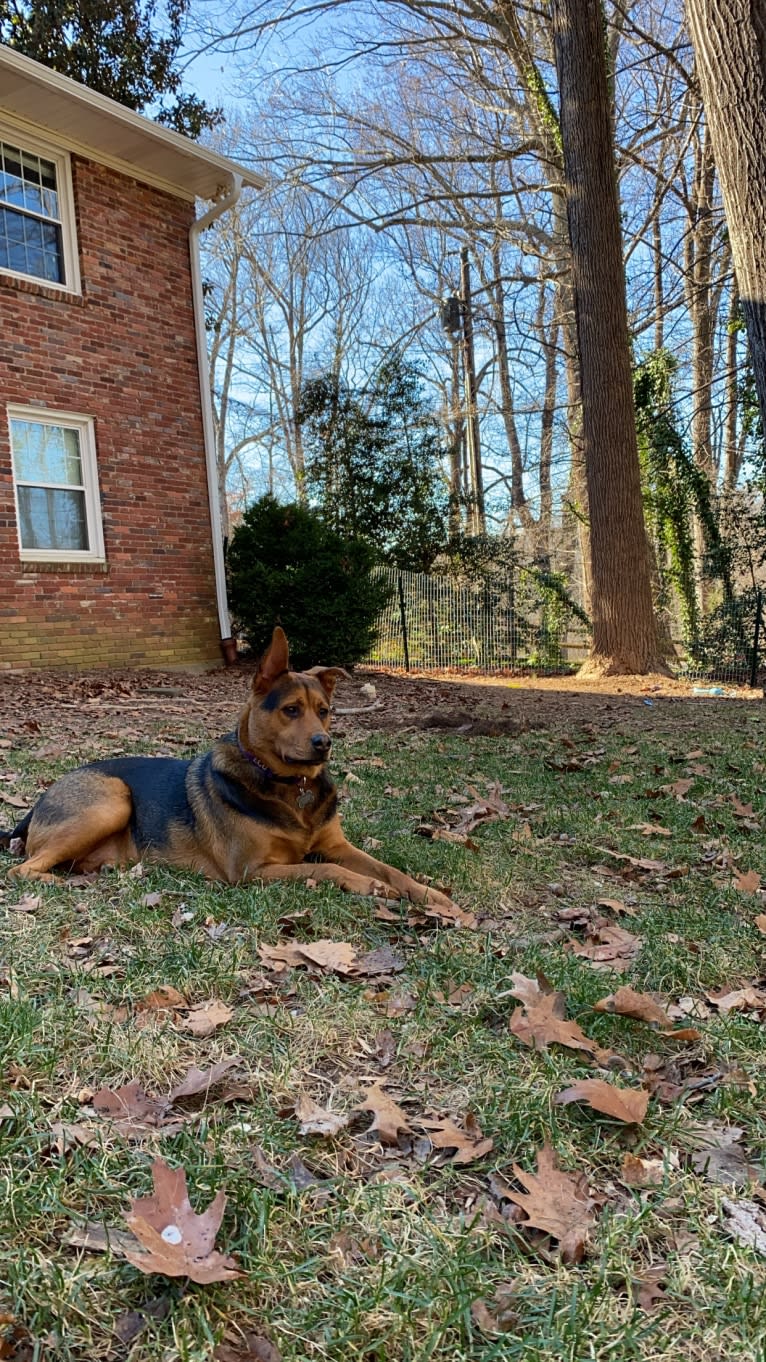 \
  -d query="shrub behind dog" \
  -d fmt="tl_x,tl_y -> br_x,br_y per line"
227,495 -> 394,669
